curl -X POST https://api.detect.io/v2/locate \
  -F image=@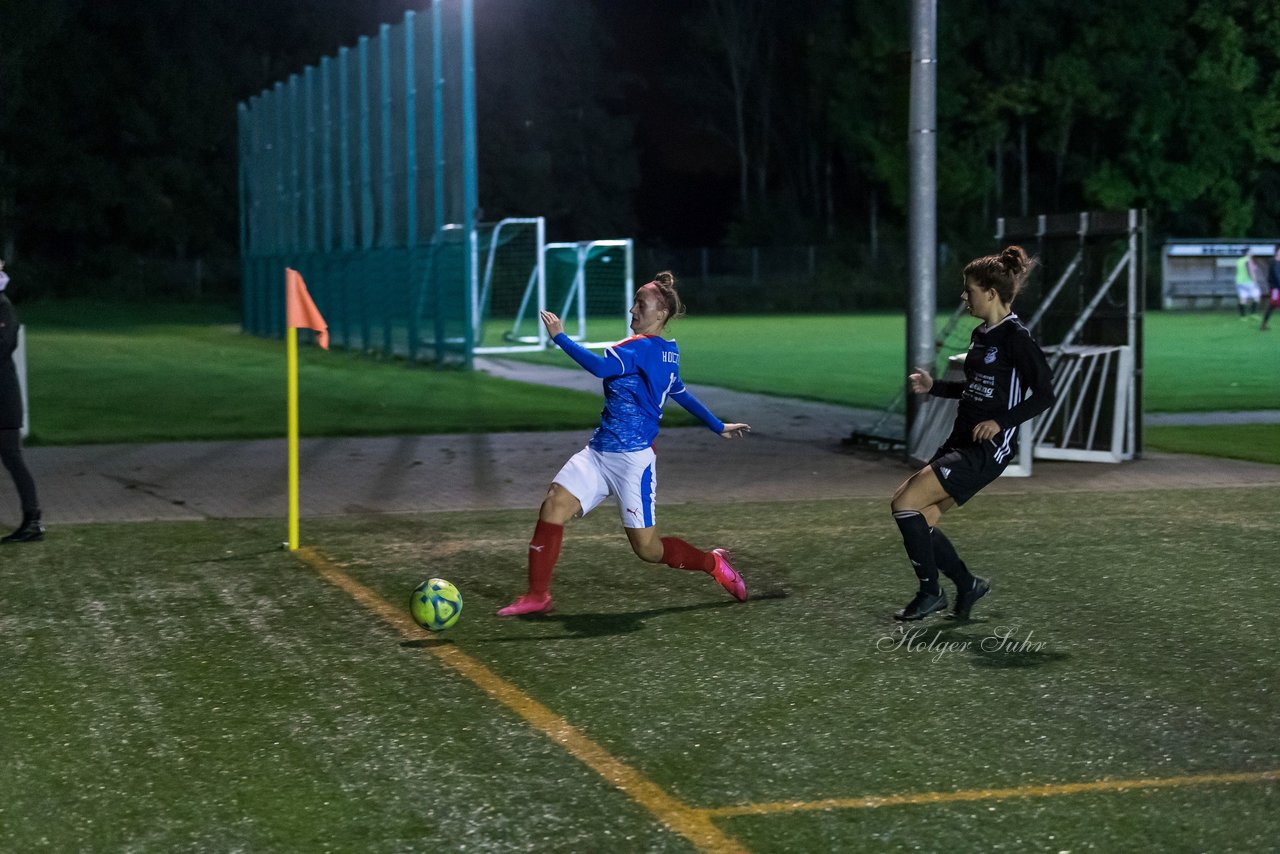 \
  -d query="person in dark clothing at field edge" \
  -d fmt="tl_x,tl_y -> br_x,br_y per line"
0,259 -> 44,543
889,245 -> 1056,621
